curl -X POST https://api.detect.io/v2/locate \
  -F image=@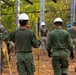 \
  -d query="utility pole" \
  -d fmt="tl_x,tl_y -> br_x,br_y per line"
75,0 -> 76,12
0,2 -> 1,74
16,0 -> 20,29
70,0 -> 75,24
40,0 -> 45,27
